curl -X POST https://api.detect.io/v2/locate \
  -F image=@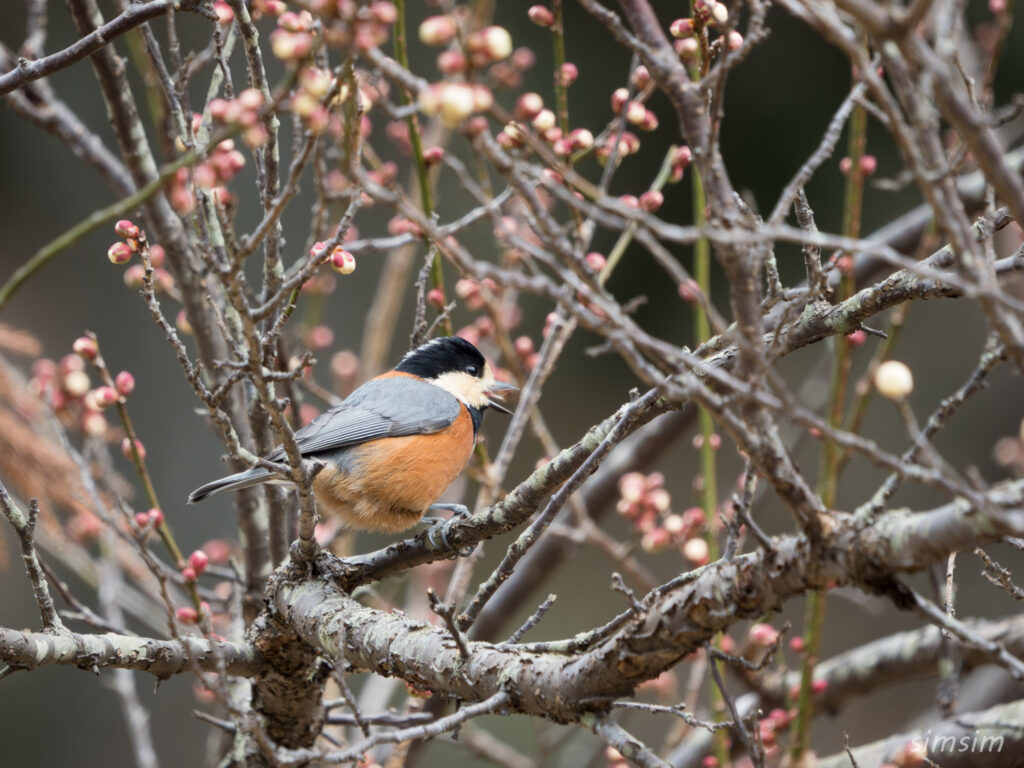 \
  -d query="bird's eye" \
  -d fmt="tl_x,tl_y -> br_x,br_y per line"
466,364 -> 479,376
